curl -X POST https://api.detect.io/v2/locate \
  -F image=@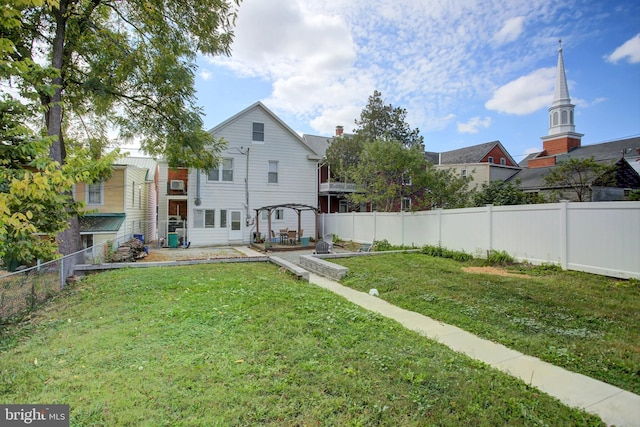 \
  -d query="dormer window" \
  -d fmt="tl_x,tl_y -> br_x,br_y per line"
252,122 -> 264,142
